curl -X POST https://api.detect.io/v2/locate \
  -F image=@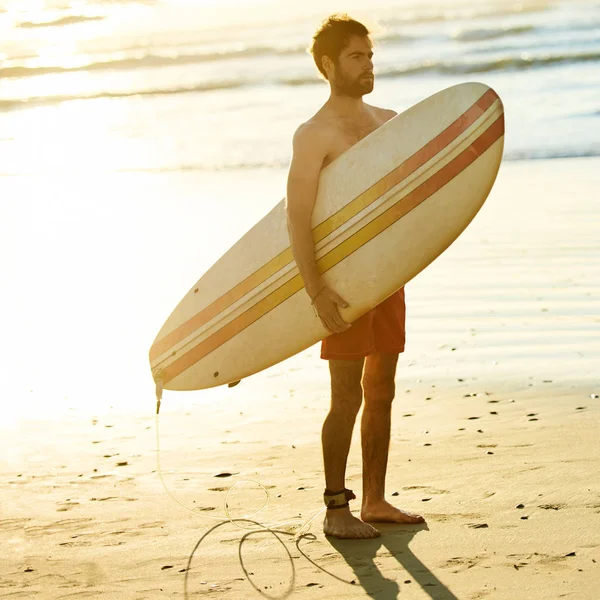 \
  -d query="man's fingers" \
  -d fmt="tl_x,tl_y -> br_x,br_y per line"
317,315 -> 334,333
321,319 -> 337,333
333,315 -> 349,331
330,291 -> 349,308
321,318 -> 333,333
314,292 -> 350,333
328,311 -> 350,333
337,322 -> 351,332
319,315 -> 345,334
